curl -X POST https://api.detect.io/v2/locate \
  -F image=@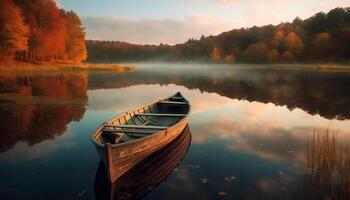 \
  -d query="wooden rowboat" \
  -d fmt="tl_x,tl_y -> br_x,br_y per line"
91,92 -> 190,182
94,125 -> 191,200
